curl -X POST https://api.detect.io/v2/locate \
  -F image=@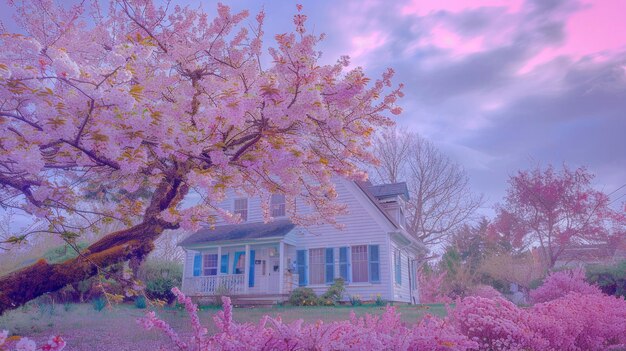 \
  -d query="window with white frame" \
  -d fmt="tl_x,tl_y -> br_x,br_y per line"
234,198 -> 248,221
309,248 -> 325,284
203,254 -> 218,276
270,194 -> 286,217
351,245 -> 368,283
